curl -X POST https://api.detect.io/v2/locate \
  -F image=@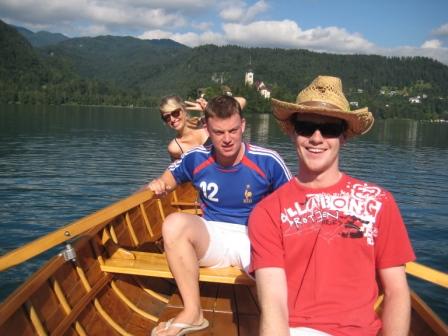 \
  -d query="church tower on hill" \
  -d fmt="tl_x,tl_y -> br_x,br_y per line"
245,57 -> 254,86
